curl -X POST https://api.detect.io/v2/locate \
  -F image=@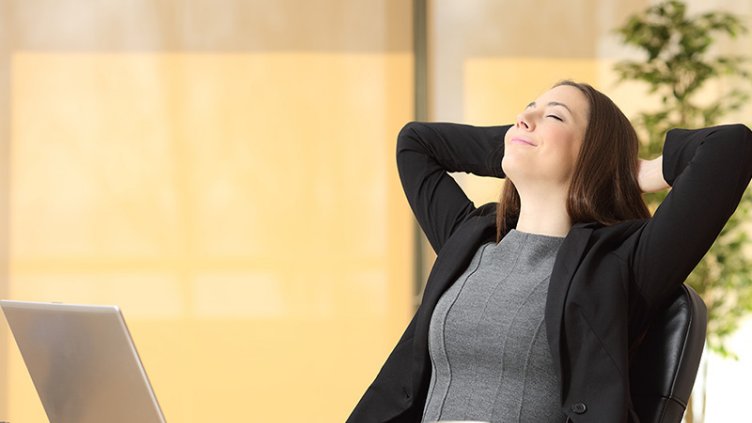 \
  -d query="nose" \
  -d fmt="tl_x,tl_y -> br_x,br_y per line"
515,111 -> 533,131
